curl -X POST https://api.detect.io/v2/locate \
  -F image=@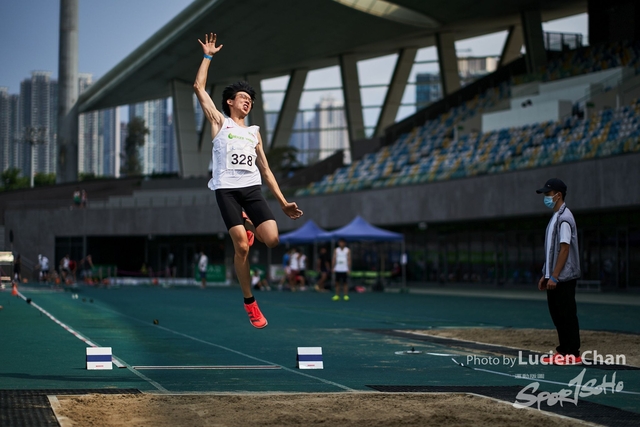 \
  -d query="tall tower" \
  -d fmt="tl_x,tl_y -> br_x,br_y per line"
78,74 -> 100,175
57,0 -> 79,183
